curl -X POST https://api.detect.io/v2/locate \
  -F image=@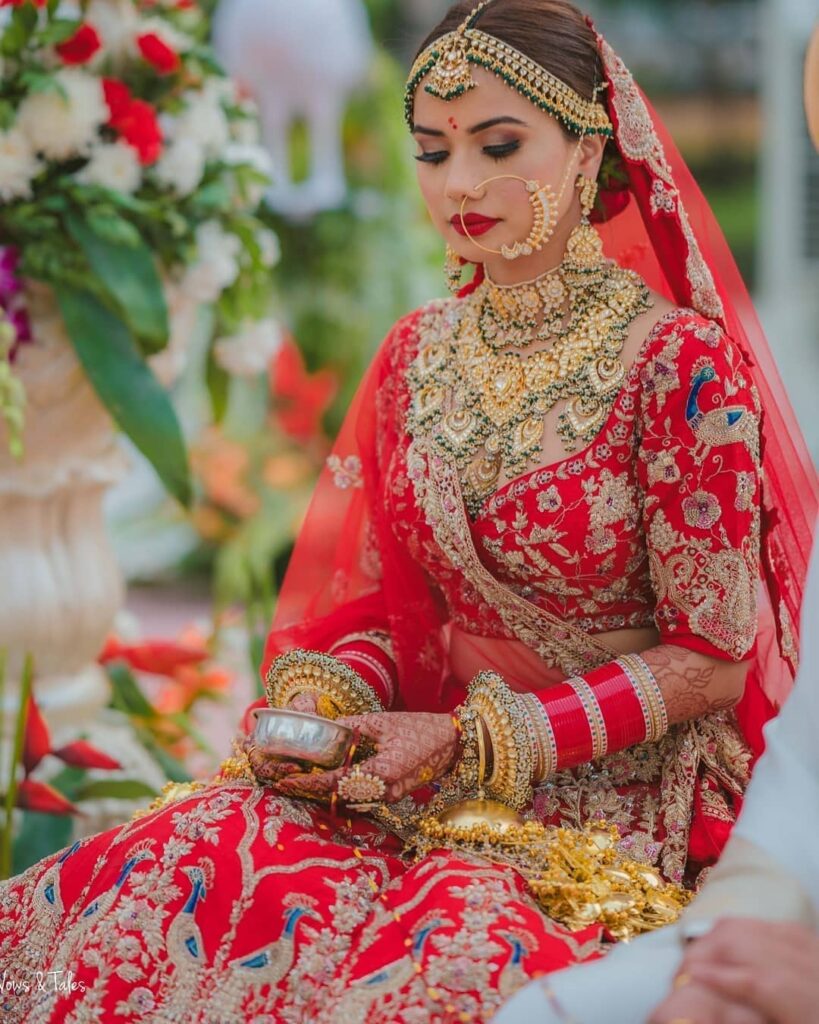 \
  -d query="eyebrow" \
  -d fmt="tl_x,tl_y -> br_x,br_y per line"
411,115 -> 528,136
